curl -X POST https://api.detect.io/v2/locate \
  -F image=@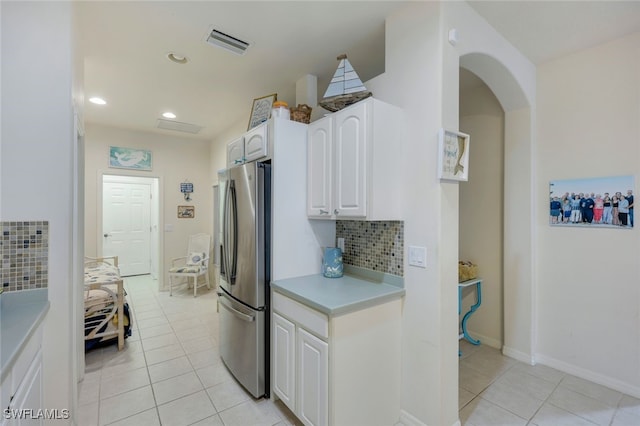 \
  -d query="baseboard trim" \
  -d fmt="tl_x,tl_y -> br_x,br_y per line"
398,410 -> 427,426
535,353 -> 640,399
502,345 -> 535,365
463,330 -> 501,349
398,410 -> 460,426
